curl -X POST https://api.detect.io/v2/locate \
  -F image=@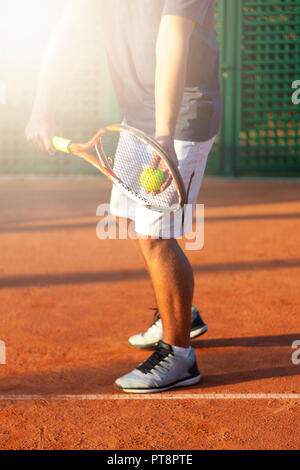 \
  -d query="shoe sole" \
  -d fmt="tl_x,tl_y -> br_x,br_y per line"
129,324 -> 208,350
114,373 -> 201,394
190,324 -> 208,339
